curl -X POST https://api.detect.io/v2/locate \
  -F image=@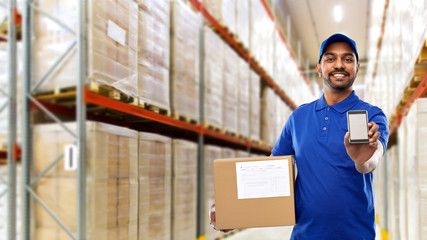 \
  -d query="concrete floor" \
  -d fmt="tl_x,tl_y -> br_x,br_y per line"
225,226 -> 293,240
